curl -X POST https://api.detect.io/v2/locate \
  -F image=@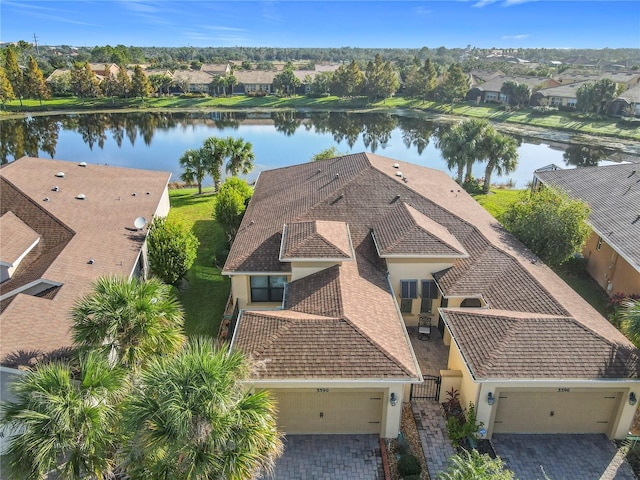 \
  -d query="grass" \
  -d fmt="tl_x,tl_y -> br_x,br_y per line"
3,95 -> 639,142
473,188 -> 611,317
167,187 -> 230,338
